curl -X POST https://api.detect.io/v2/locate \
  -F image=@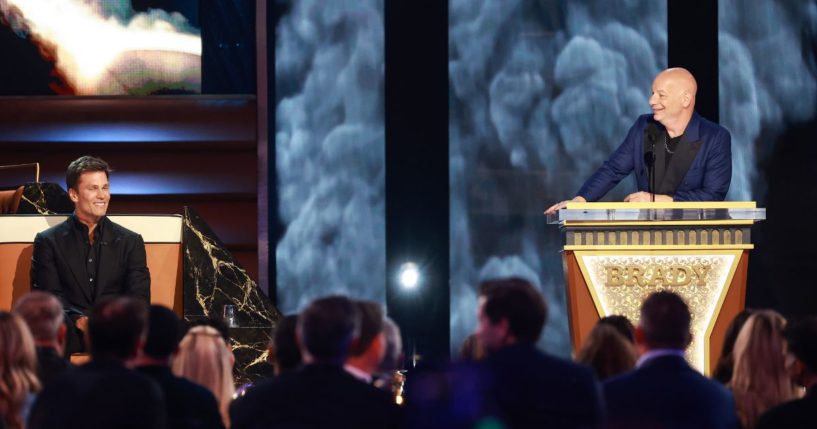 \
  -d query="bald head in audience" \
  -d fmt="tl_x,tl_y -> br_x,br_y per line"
13,291 -> 66,355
